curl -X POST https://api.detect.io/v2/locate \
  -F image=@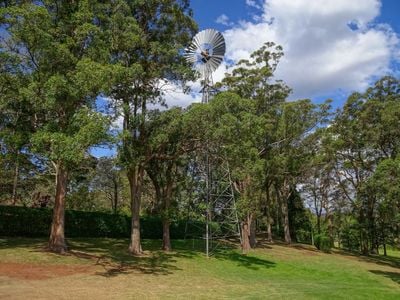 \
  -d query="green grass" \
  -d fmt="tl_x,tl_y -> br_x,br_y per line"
1,238 -> 400,299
